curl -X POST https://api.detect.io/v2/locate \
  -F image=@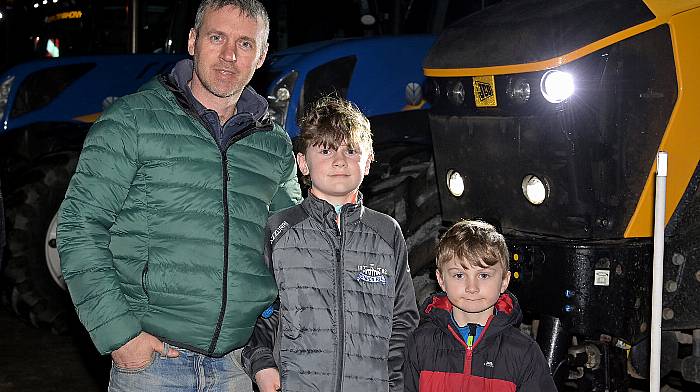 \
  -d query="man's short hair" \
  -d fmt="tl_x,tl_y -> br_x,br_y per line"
194,0 -> 270,44
436,220 -> 510,273
297,95 -> 374,157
